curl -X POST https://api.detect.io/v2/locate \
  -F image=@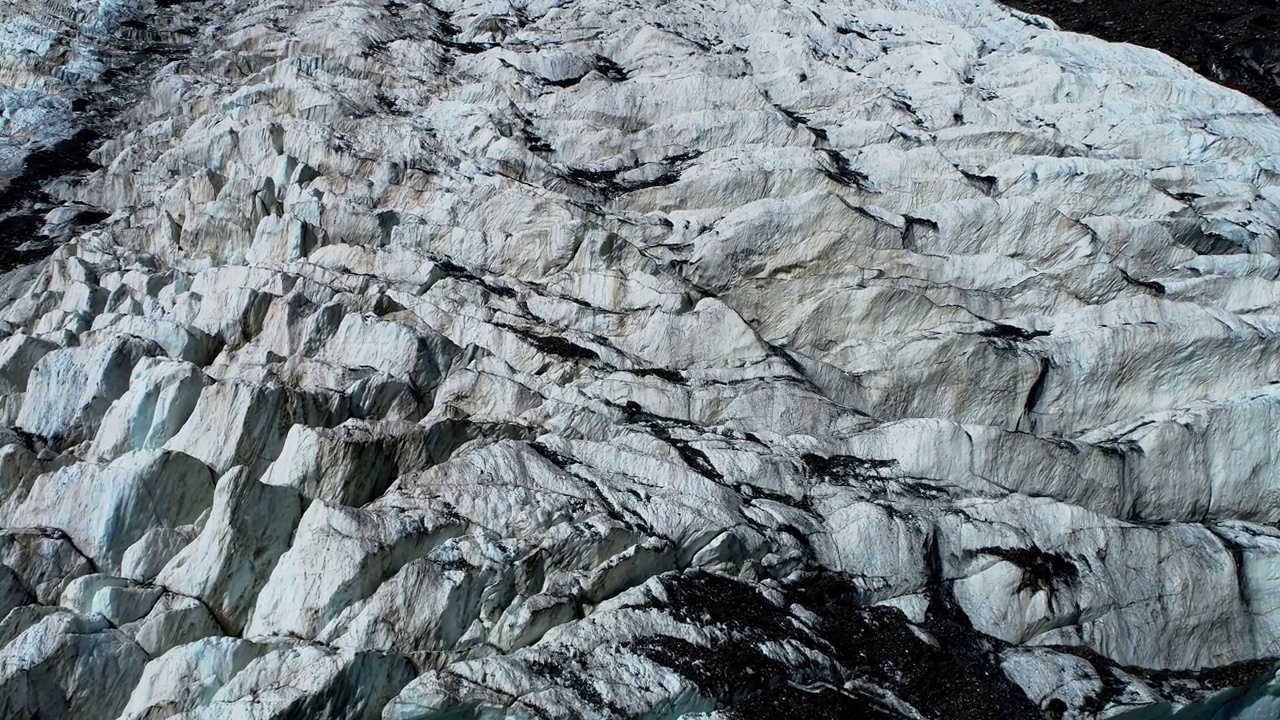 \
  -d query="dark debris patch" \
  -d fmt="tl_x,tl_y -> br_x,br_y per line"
645,422 -> 723,480
974,546 -> 1079,607
630,573 -> 803,711
492,322 -> 600,361
0,130 -> 104,273
429,255 -> 476,278
528,441 -> 575,470
424,5 -> 501,55
802,452 -> 947,501
555,164 -> 680,201
1117,268 -> 1167,294
543,55 -> 629,87
592,55 -> 629,82
771,100 -> 837,146
543,74 -> 586,88
979,323 -> 1052,341
731,683 -> 902,720
0,0 -> 212,272
8,426 -> 50,454
817,148 -> 871,189
435,37 -> 497,54
553,151 -> 701,202
1048,643 -> 1279,716
430,255 -> 519,298
794,577 -> 1044,720
1136,657 -> 1280,699
621,570 -> 1278,719
630,571 -> 1044,720
628,366 -> 685,383
526,654 -> 627,714
657,572 -> 796,639
737,484 -> 815,513
373,91 -> 409,116
633,635 -> 789,703
801,453 -> 898,485
772,101 -> 812,127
